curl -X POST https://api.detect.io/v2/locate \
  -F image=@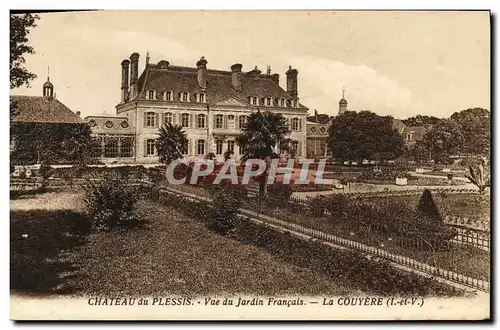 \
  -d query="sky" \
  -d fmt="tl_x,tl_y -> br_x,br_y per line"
11,10 -> 490,119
